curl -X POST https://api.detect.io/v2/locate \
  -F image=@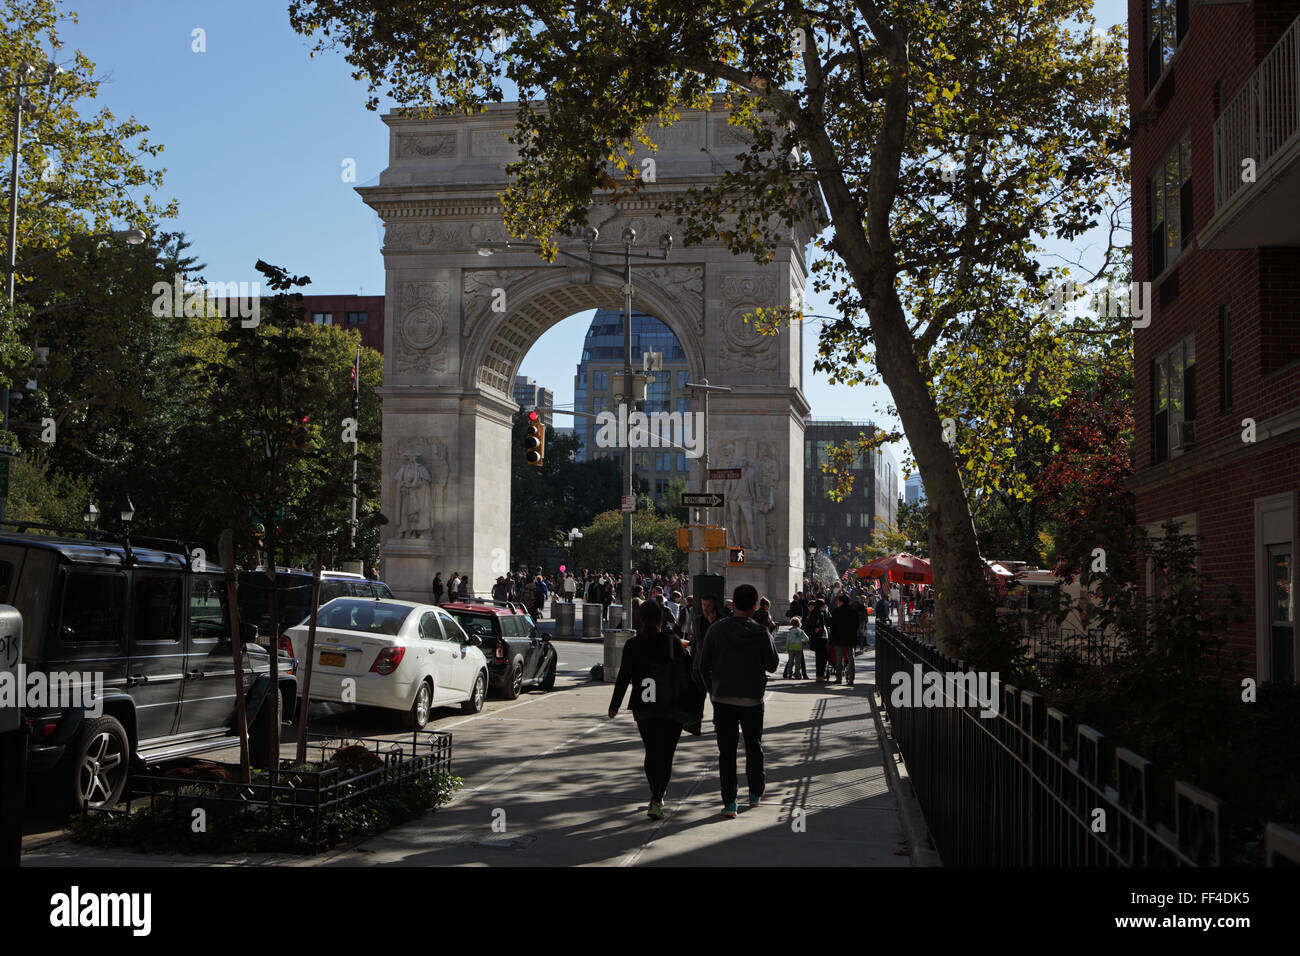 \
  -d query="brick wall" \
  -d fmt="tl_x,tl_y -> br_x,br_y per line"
1129,0 -> 1300,675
